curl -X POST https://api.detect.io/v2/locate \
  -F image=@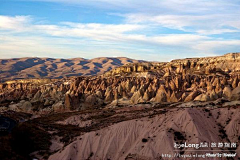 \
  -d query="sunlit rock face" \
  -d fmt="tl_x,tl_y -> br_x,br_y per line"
0,53 -> 240,113
1,53 -> 240,160
104,52 -> 240,77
